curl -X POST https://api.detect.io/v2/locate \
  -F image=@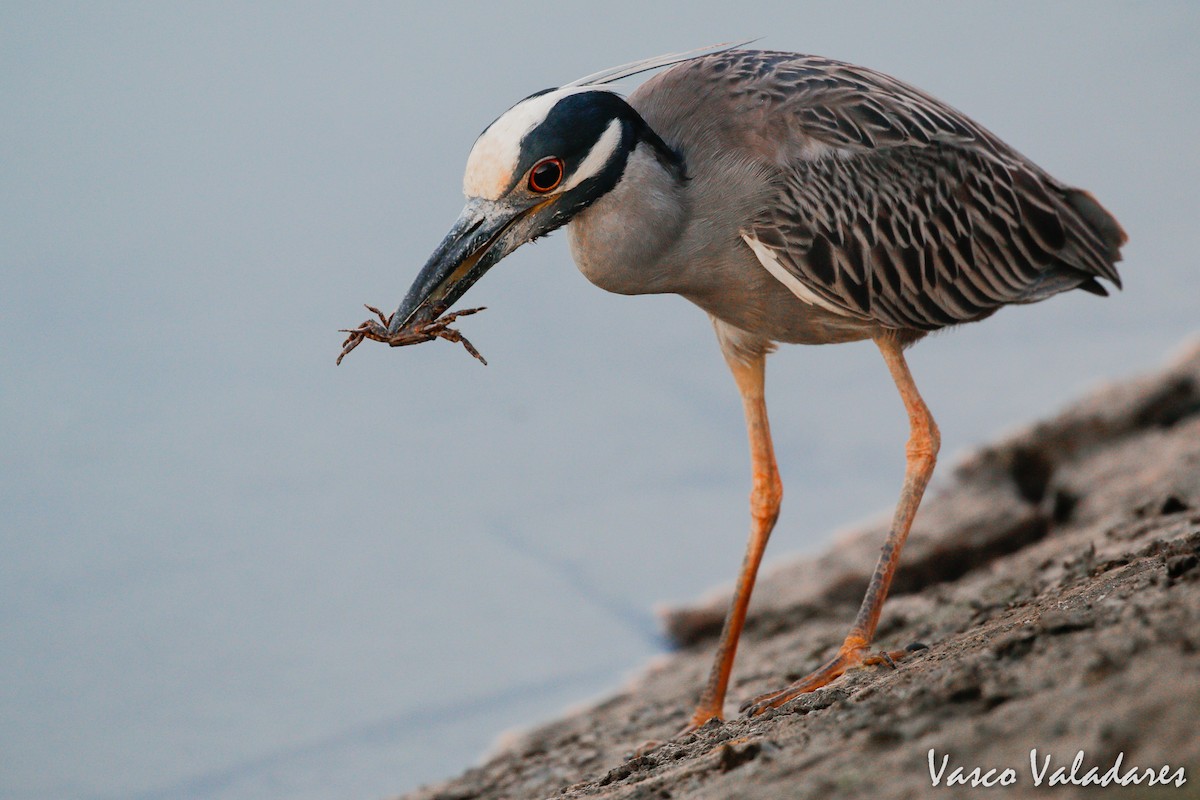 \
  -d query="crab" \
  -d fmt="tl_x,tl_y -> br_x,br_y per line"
337,304 -> 487,366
